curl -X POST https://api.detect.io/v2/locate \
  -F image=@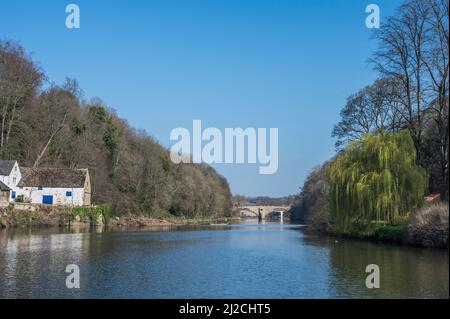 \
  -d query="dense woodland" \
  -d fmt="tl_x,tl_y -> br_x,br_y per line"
290,0 -> 448,245
0,40 -> 232,218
